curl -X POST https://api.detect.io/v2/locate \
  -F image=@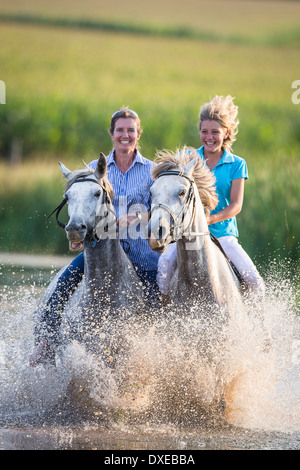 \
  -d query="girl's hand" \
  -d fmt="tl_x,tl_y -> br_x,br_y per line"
205,213 -> 212,226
